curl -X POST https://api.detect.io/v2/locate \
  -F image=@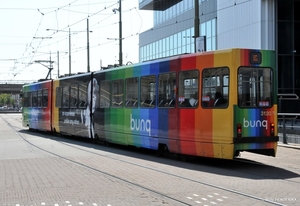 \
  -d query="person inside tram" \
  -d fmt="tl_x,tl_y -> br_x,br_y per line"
214,92 -> 226,107
203,92 -> 214,107
189,92 -> 198,107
